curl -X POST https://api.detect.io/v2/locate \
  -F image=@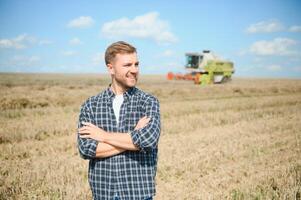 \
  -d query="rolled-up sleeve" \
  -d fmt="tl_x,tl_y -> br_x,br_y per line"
130,96 -> 161,152
77,100 -> 98,160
